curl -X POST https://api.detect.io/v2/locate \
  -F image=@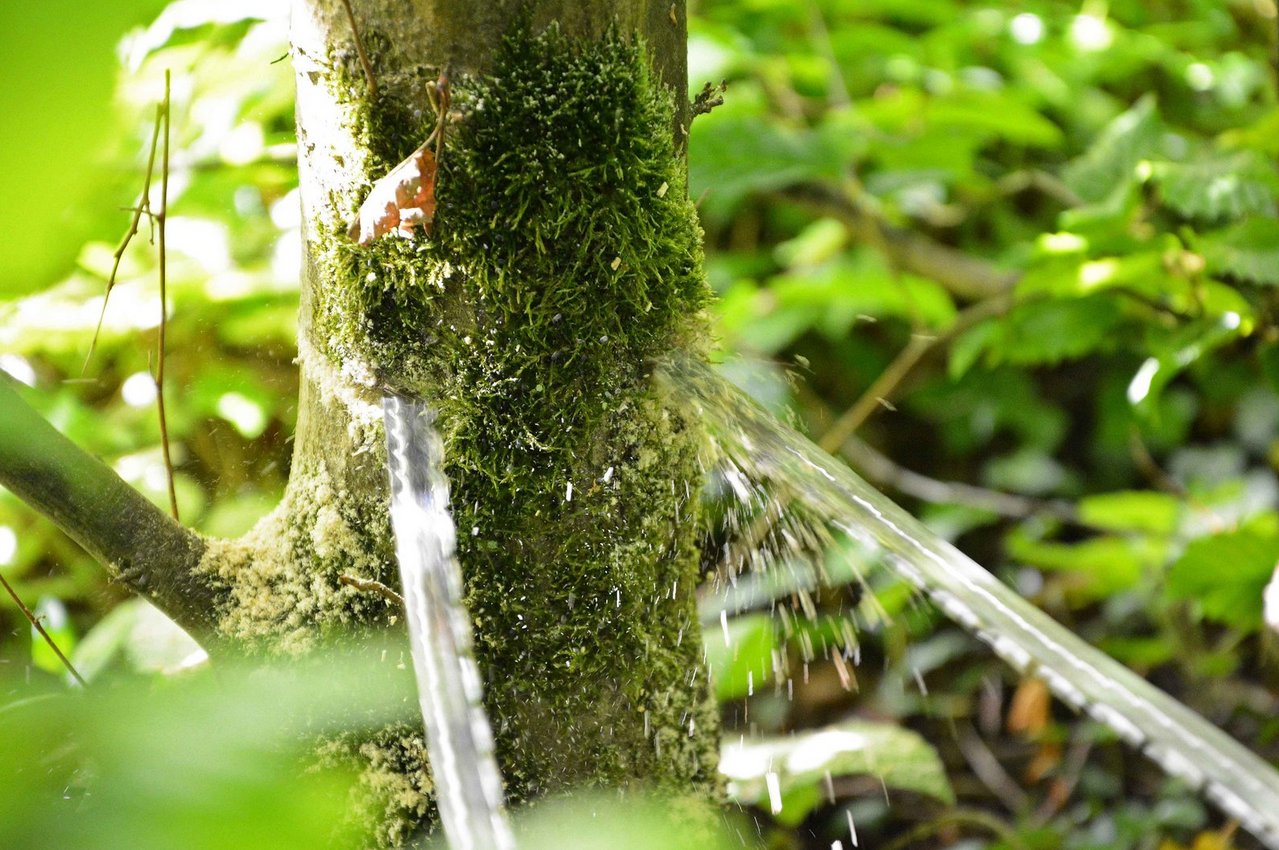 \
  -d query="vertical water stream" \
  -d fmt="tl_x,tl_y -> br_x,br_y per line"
668,358 -> 1279,850
382,394 -> 516,850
